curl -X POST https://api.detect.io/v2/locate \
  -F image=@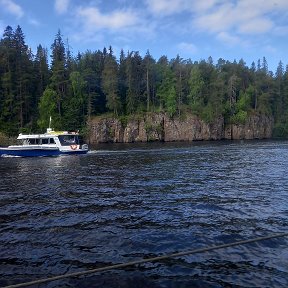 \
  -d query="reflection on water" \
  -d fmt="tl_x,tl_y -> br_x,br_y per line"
0,140 -> 288,287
